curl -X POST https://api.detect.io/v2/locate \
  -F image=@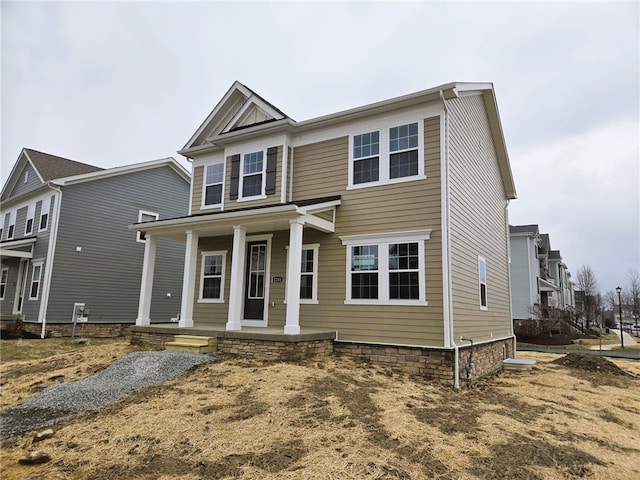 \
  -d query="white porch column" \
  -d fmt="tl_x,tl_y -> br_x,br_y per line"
284,218 -> 304,335
226,225 -> 246,331
179,230 -> 198,328
136,234 -> 157,326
